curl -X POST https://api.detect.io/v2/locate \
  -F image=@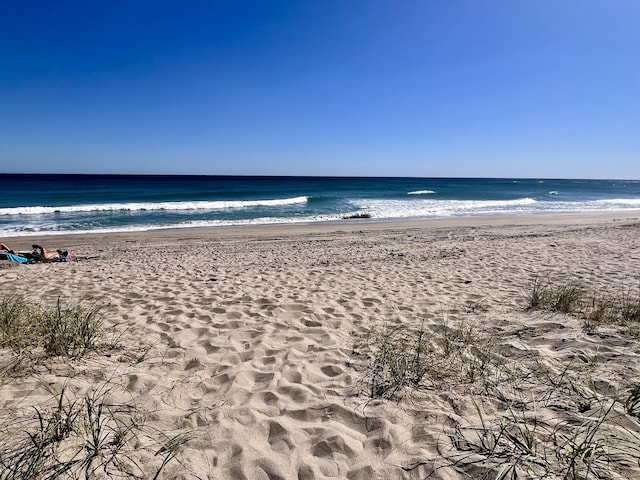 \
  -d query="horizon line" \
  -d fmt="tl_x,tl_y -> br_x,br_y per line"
1,173 -> 639,182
